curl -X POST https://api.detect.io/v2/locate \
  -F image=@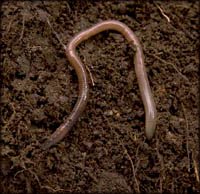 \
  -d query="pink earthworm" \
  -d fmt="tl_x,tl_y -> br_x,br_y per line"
42,20 -> 157,150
